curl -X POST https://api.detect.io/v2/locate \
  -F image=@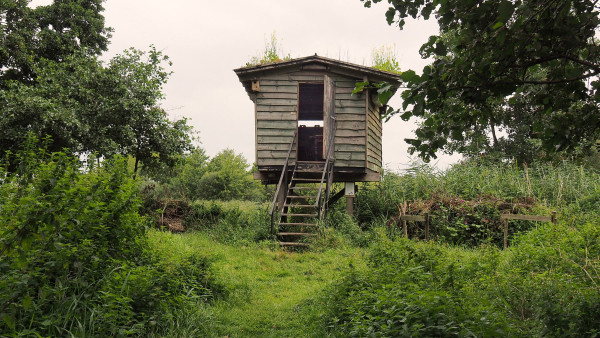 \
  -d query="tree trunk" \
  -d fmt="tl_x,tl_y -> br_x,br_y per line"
133,157 -> 139,179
